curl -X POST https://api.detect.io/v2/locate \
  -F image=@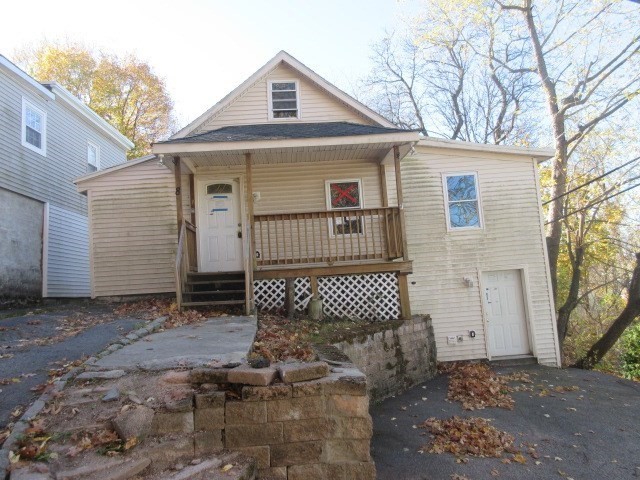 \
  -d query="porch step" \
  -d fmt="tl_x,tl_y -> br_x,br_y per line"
186,279 -> 245,286
180,271 -> 247,309
490,355 -> 538,367
186,290 -> 246,295
181,300 -> 246,307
